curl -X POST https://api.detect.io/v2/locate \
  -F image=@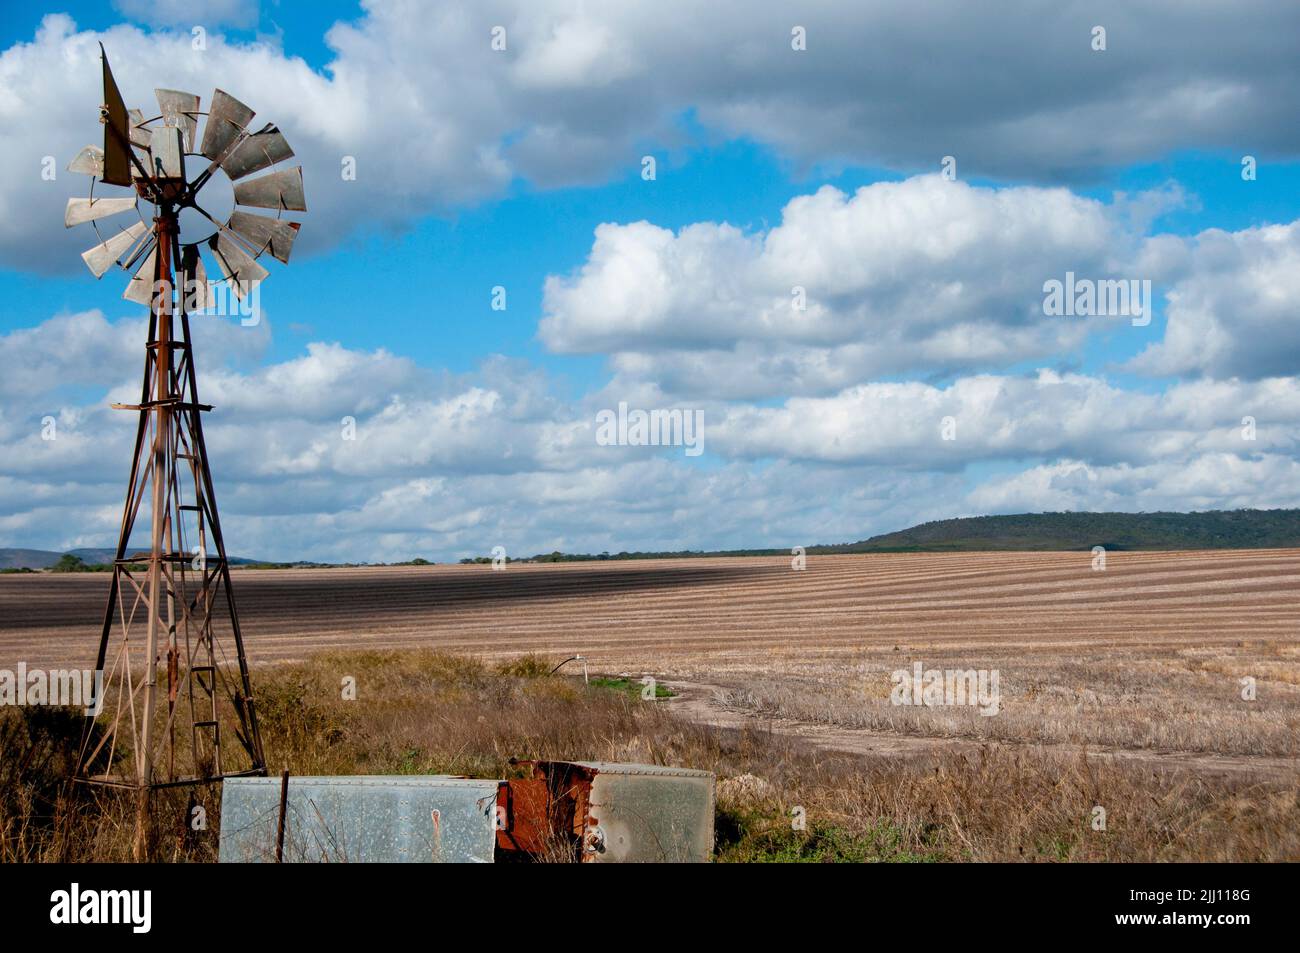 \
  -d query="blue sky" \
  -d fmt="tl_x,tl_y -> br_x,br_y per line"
2,2 -> 1300,562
